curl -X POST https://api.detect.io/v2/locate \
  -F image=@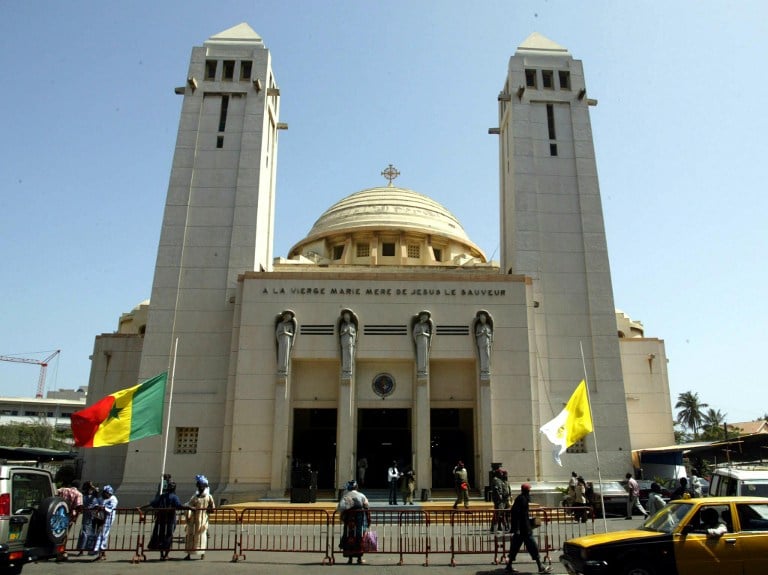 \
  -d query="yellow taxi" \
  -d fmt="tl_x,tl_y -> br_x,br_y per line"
560,496 -> 768,575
